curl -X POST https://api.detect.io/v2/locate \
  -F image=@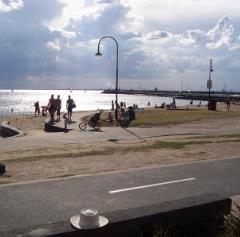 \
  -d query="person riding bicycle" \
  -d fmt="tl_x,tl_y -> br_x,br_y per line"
89,111 -> 102,127
79,110 -> 102,131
